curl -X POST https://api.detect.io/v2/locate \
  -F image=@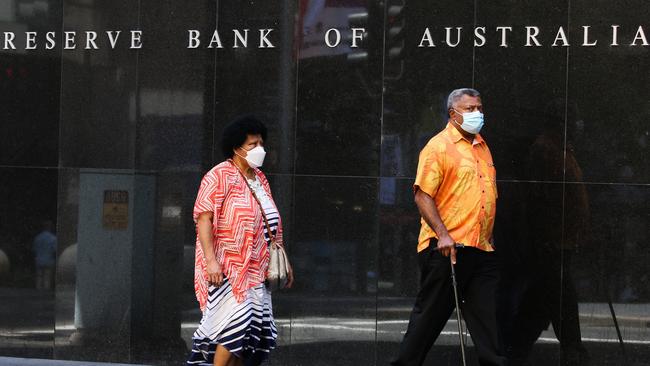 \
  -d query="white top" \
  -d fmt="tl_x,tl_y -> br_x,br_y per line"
247,176 -> 279,245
